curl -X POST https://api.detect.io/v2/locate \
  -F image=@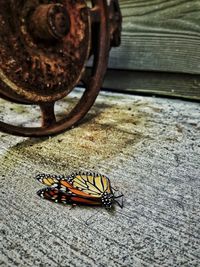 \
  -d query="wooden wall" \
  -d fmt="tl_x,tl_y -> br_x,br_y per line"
103,0 -> 200,100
